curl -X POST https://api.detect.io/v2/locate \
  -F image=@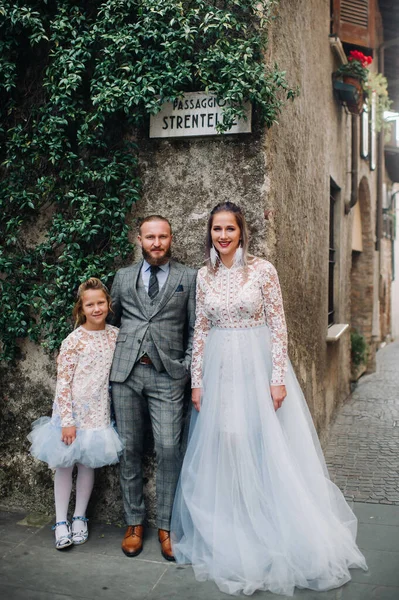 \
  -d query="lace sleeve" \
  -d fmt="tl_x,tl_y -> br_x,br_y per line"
261,262 -> 288,385
191,269 -> 212,388
54,334 -> 80,427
